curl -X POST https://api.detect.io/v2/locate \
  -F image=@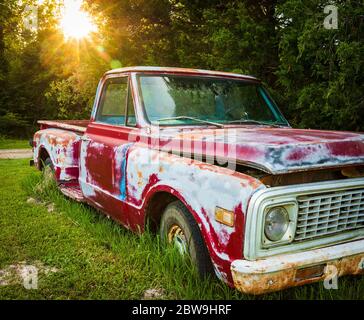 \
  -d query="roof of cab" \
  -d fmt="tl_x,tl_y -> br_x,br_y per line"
105,66 -> 259,81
